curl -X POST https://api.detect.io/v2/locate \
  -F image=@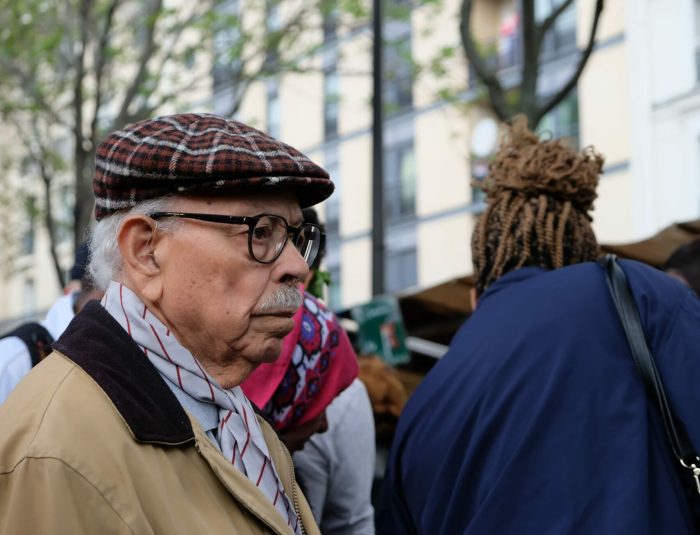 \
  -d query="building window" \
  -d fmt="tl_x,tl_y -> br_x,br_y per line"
324,72 -> 339,137
328,262 -> 342,310
323,48 -> 340,139
384,36 -> 414,116
470,159 -> 489,209
384,141 -> 416,223
497,6 -> 521,71
56,184 -> 73,245
21,196 -> 36,256
539,89 -> 579,147
322,4 -> 339,43
536,0 -> 577,60
384,3 -> 413,116
385,246 -> 417,293
695,0 -> 700,82
266,79 -> 281,139
265,1 -> 281,68
326,241 -> 342,309
324,147 -> 340,235
212,0 -> 241,98
23,278 -> 36,315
